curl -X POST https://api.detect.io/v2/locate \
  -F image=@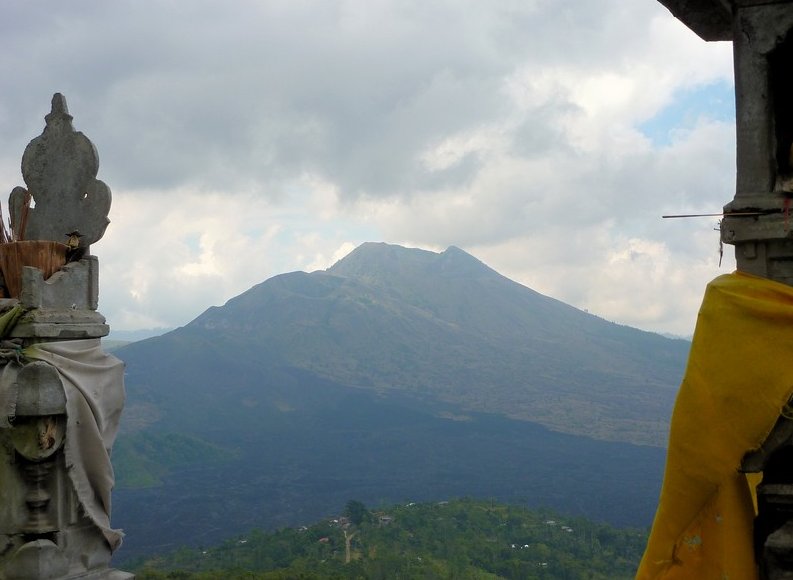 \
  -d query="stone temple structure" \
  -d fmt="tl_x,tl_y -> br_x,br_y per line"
0,94 -> 131,578
657,1 -> 793,576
